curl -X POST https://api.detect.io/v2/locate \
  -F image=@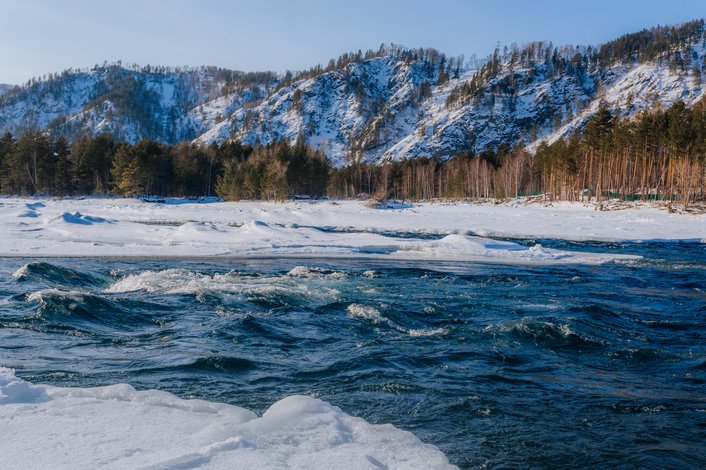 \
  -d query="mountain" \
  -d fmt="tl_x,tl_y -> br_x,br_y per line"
1,20 -> 704,166
196,47 -> 459,166
0,65 -> 276,144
